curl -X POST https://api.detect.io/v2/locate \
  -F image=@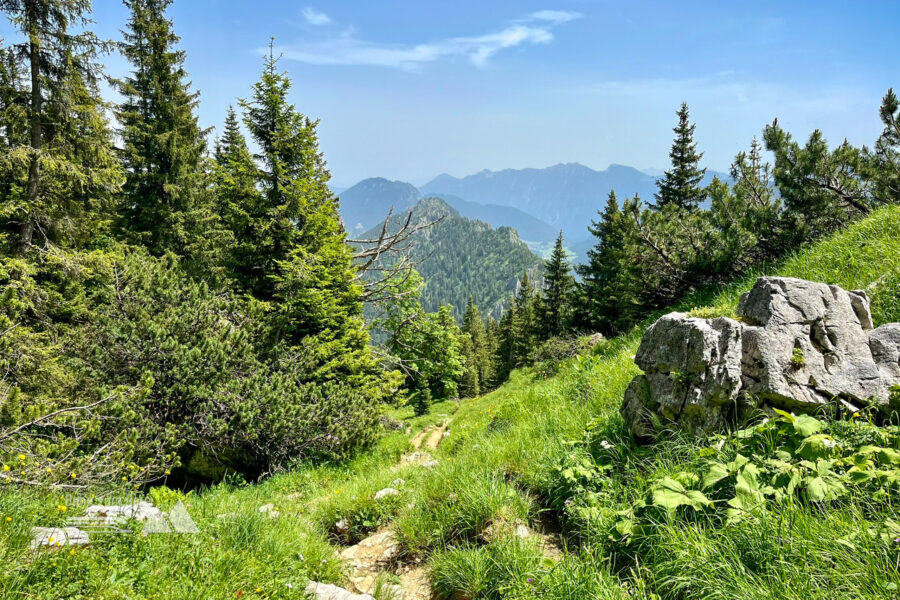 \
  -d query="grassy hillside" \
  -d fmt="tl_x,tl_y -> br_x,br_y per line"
2,206 -> 899,599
